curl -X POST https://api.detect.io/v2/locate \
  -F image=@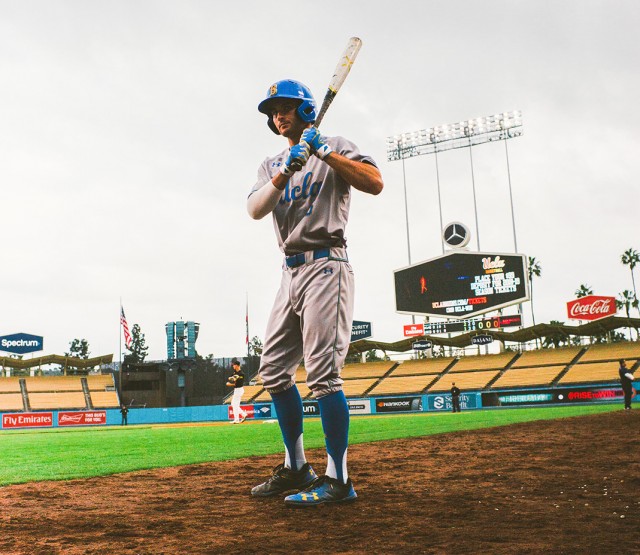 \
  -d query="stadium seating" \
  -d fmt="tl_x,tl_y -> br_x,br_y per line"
388,358 -> 454,376
342,378 -> 378,397
86,375 -> 117,390
428,370 -> 500,392
29,392 -> 87,410
89,391 -> 120,408
510,346 -> 583,368
0,393 -> 25,411
450,352 -> 518,372
24,376 -> 83,392
557,362 -> 621,385
0,378 -> 22,393
342,361 -> 395,379
368,375 -> 437,396
577,342 -> 640,363
491,365 -> 566,389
